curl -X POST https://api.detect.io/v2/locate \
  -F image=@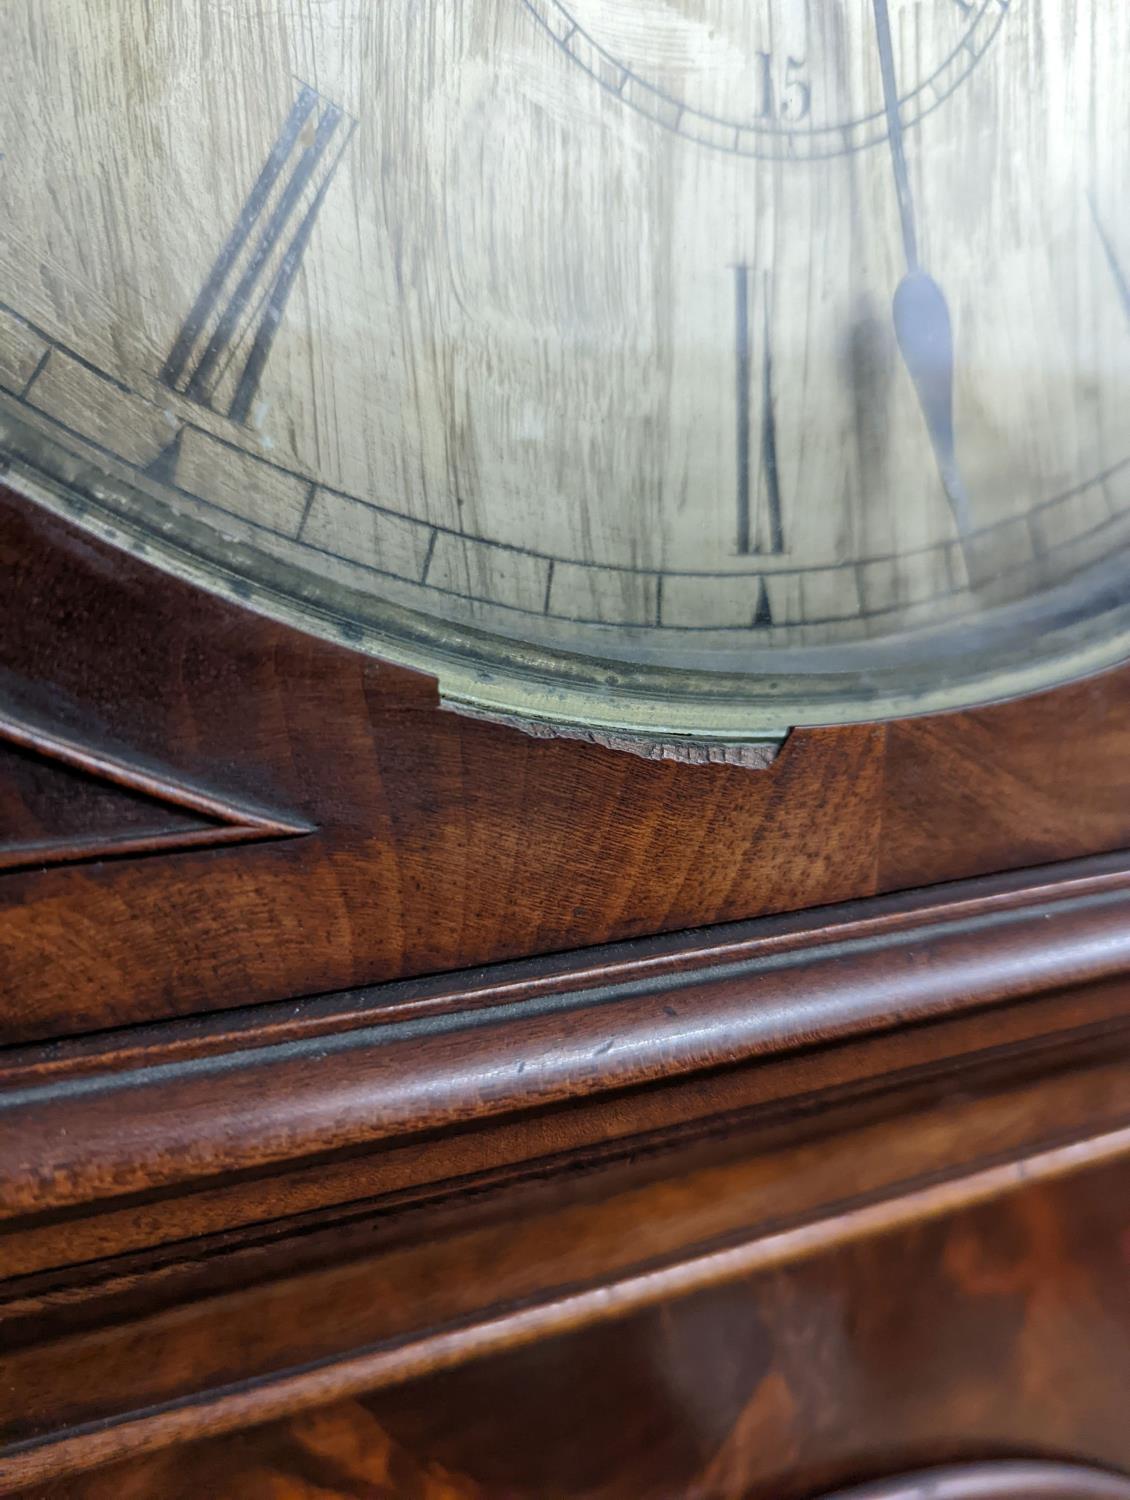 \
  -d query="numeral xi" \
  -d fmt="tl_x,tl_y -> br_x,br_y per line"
161,84 -> 355,424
